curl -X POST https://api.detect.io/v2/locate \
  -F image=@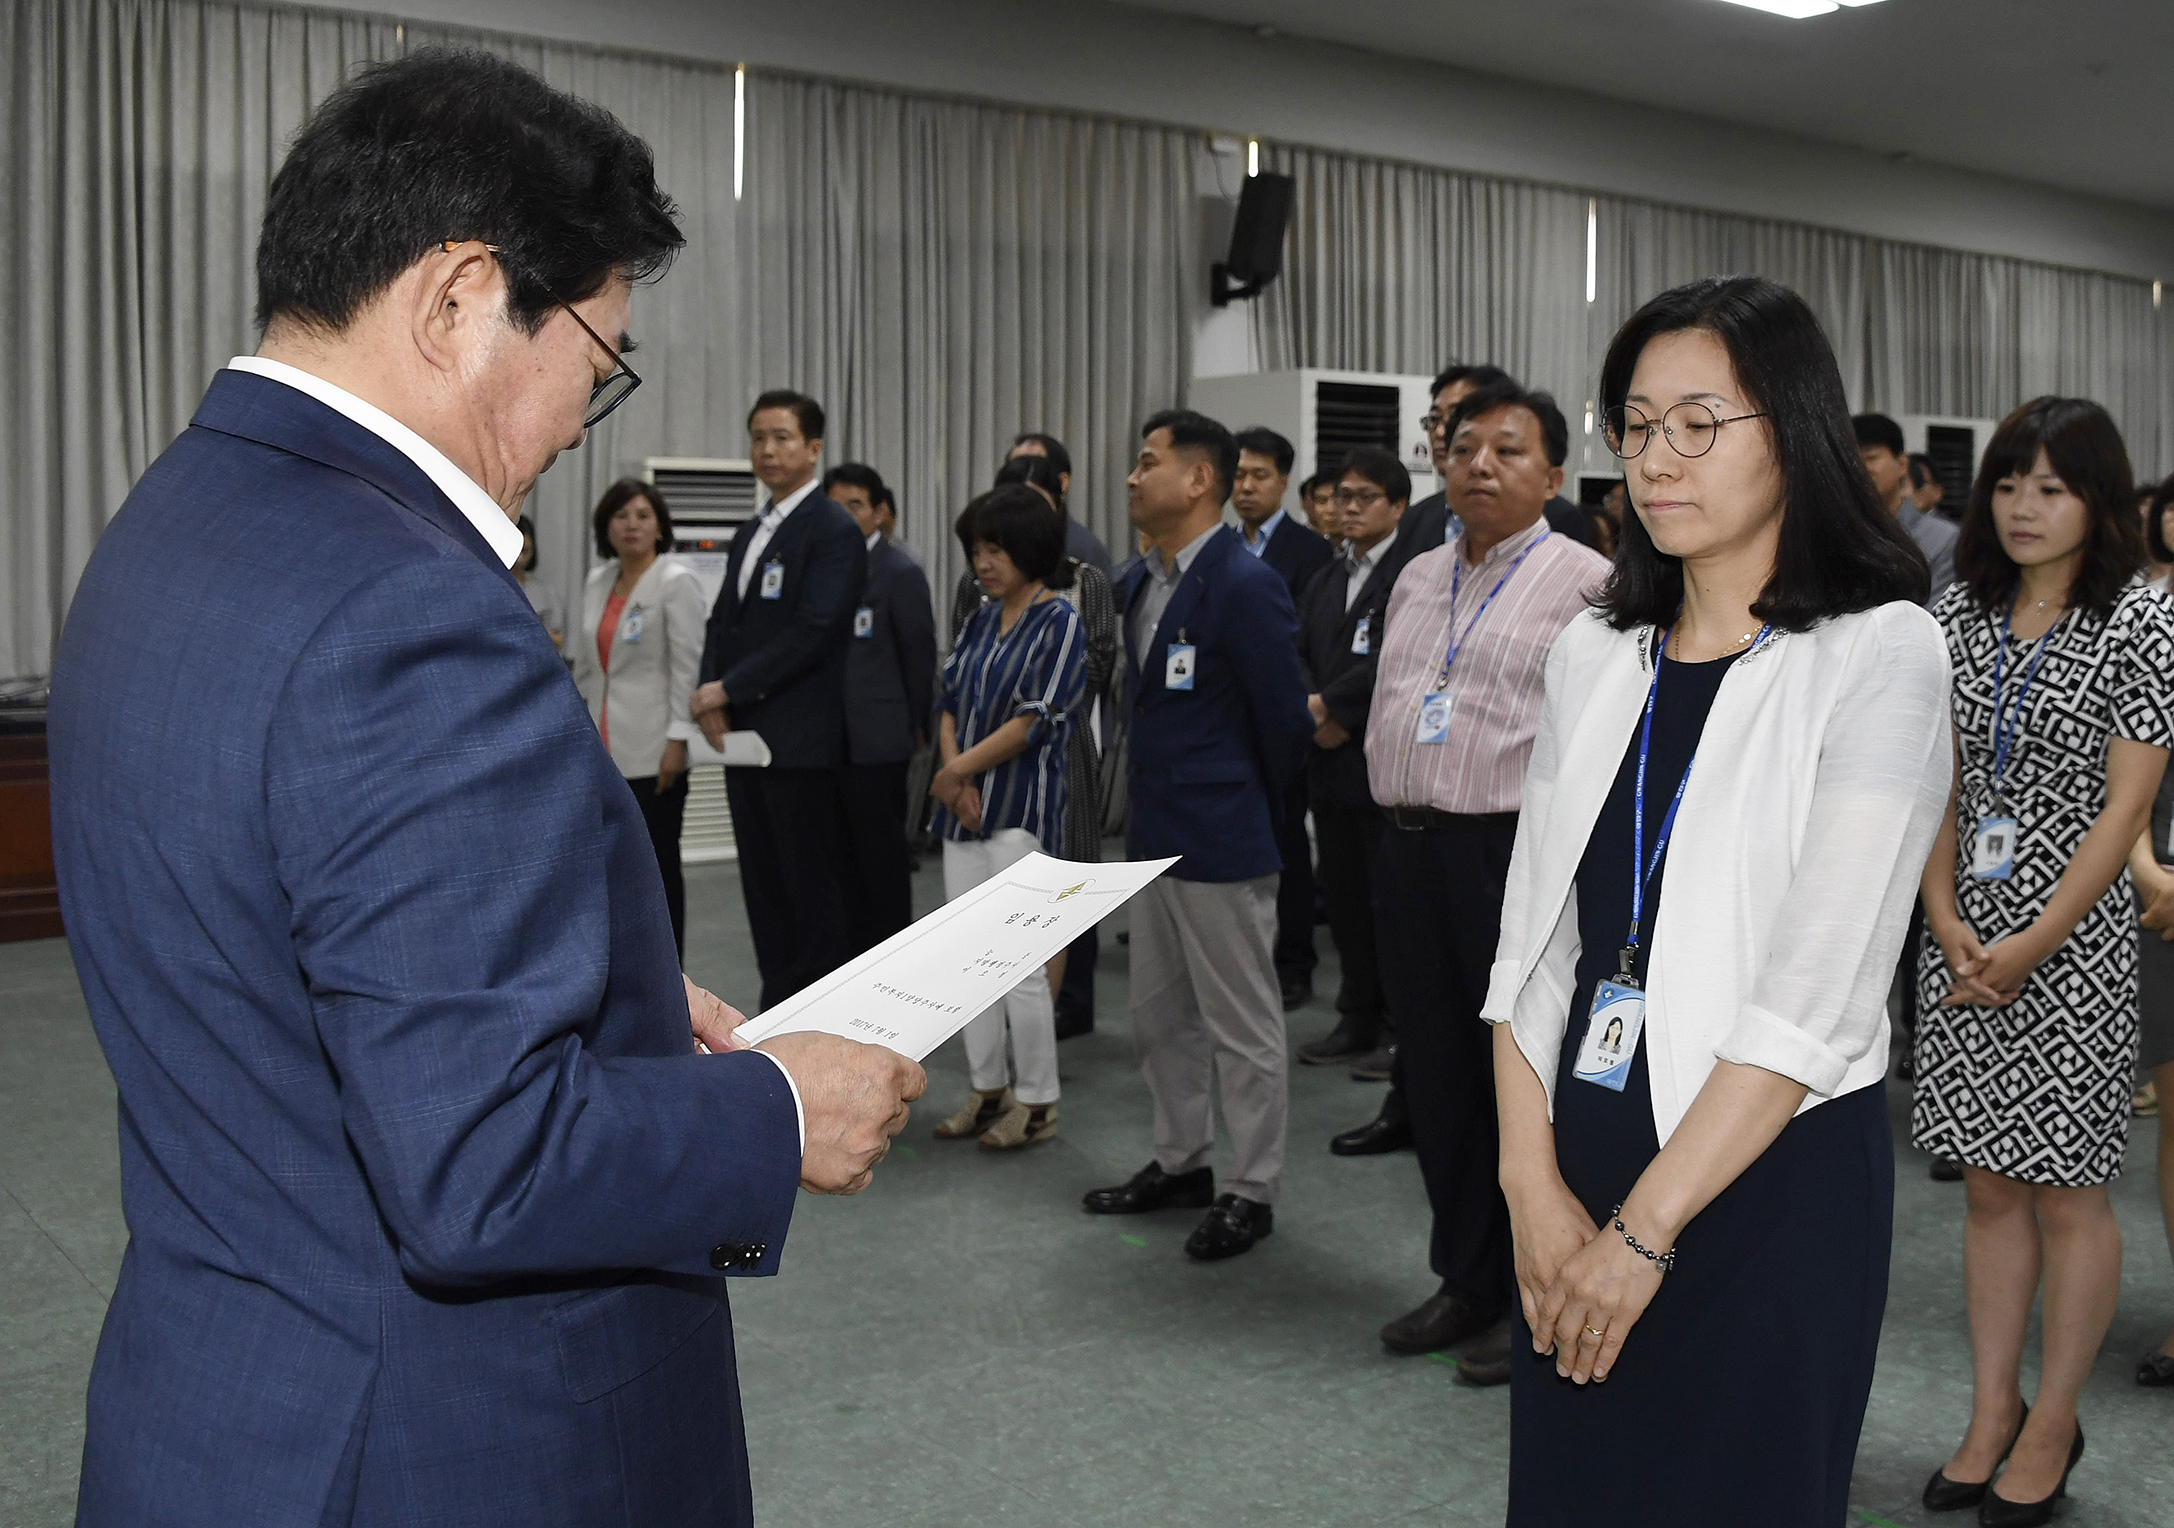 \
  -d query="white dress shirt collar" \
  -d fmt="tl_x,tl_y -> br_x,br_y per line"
1345,528 -> 1399,610
1240,508 -> 1285,555
759,477 -> 820,524
225,355 -> 524,568
865,530 -> 882,551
